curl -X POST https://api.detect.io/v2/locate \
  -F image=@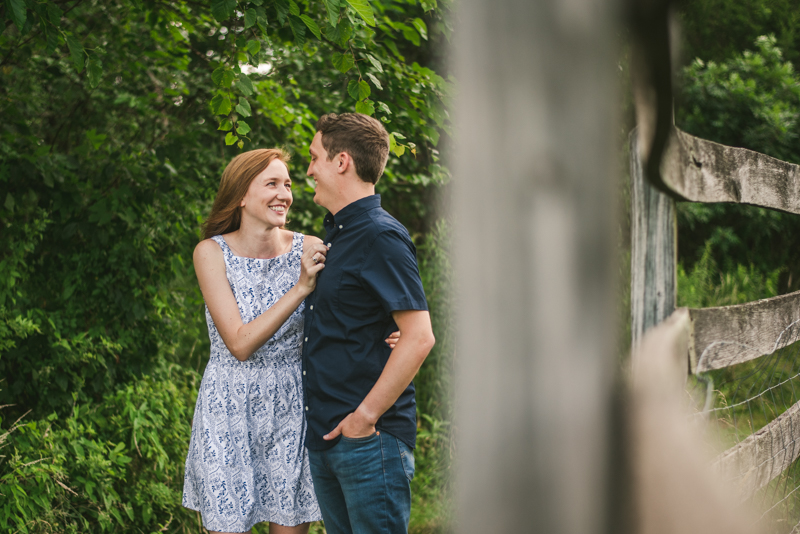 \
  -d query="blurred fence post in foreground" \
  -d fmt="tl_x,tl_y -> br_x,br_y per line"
451,1 -> 622,532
